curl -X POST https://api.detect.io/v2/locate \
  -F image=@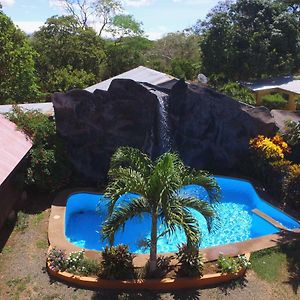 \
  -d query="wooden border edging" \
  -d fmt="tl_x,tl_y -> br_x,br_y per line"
47,253 -> 250,291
